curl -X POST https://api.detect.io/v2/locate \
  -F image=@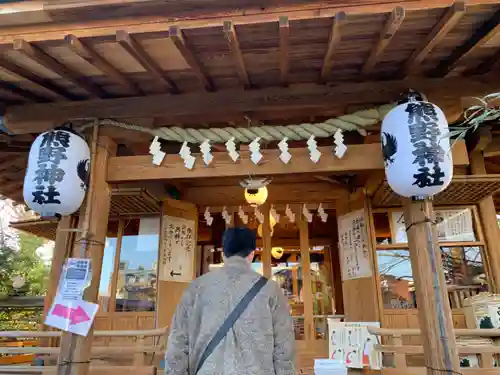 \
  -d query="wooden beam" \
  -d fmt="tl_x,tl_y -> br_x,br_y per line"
320,12 -> 346,83
0,59 -> 73,101
361,7 -> 405,75
168,26 -> 214,92
223,21 -> 251,88
279,16 -> 290,86
401,1 -> 466,77
106,142 -> 468,183
65,34 -> 143,96
484,138 -> 500,158
4,76 -> 496,134
116,30 -> 178,94
430,9 -> 500,77
464,48 -> 500,76
13,39 -> 106,98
